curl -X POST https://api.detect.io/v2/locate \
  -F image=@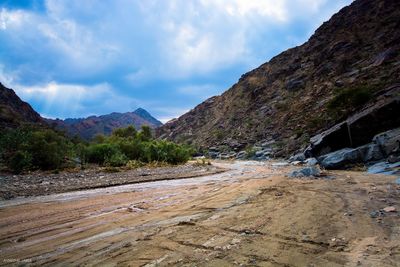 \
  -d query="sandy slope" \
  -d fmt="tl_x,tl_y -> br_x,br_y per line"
0,161 -> 399,266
